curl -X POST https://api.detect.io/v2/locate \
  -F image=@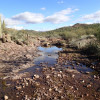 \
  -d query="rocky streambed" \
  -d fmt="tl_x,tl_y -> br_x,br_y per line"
0,42 -> 100,100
